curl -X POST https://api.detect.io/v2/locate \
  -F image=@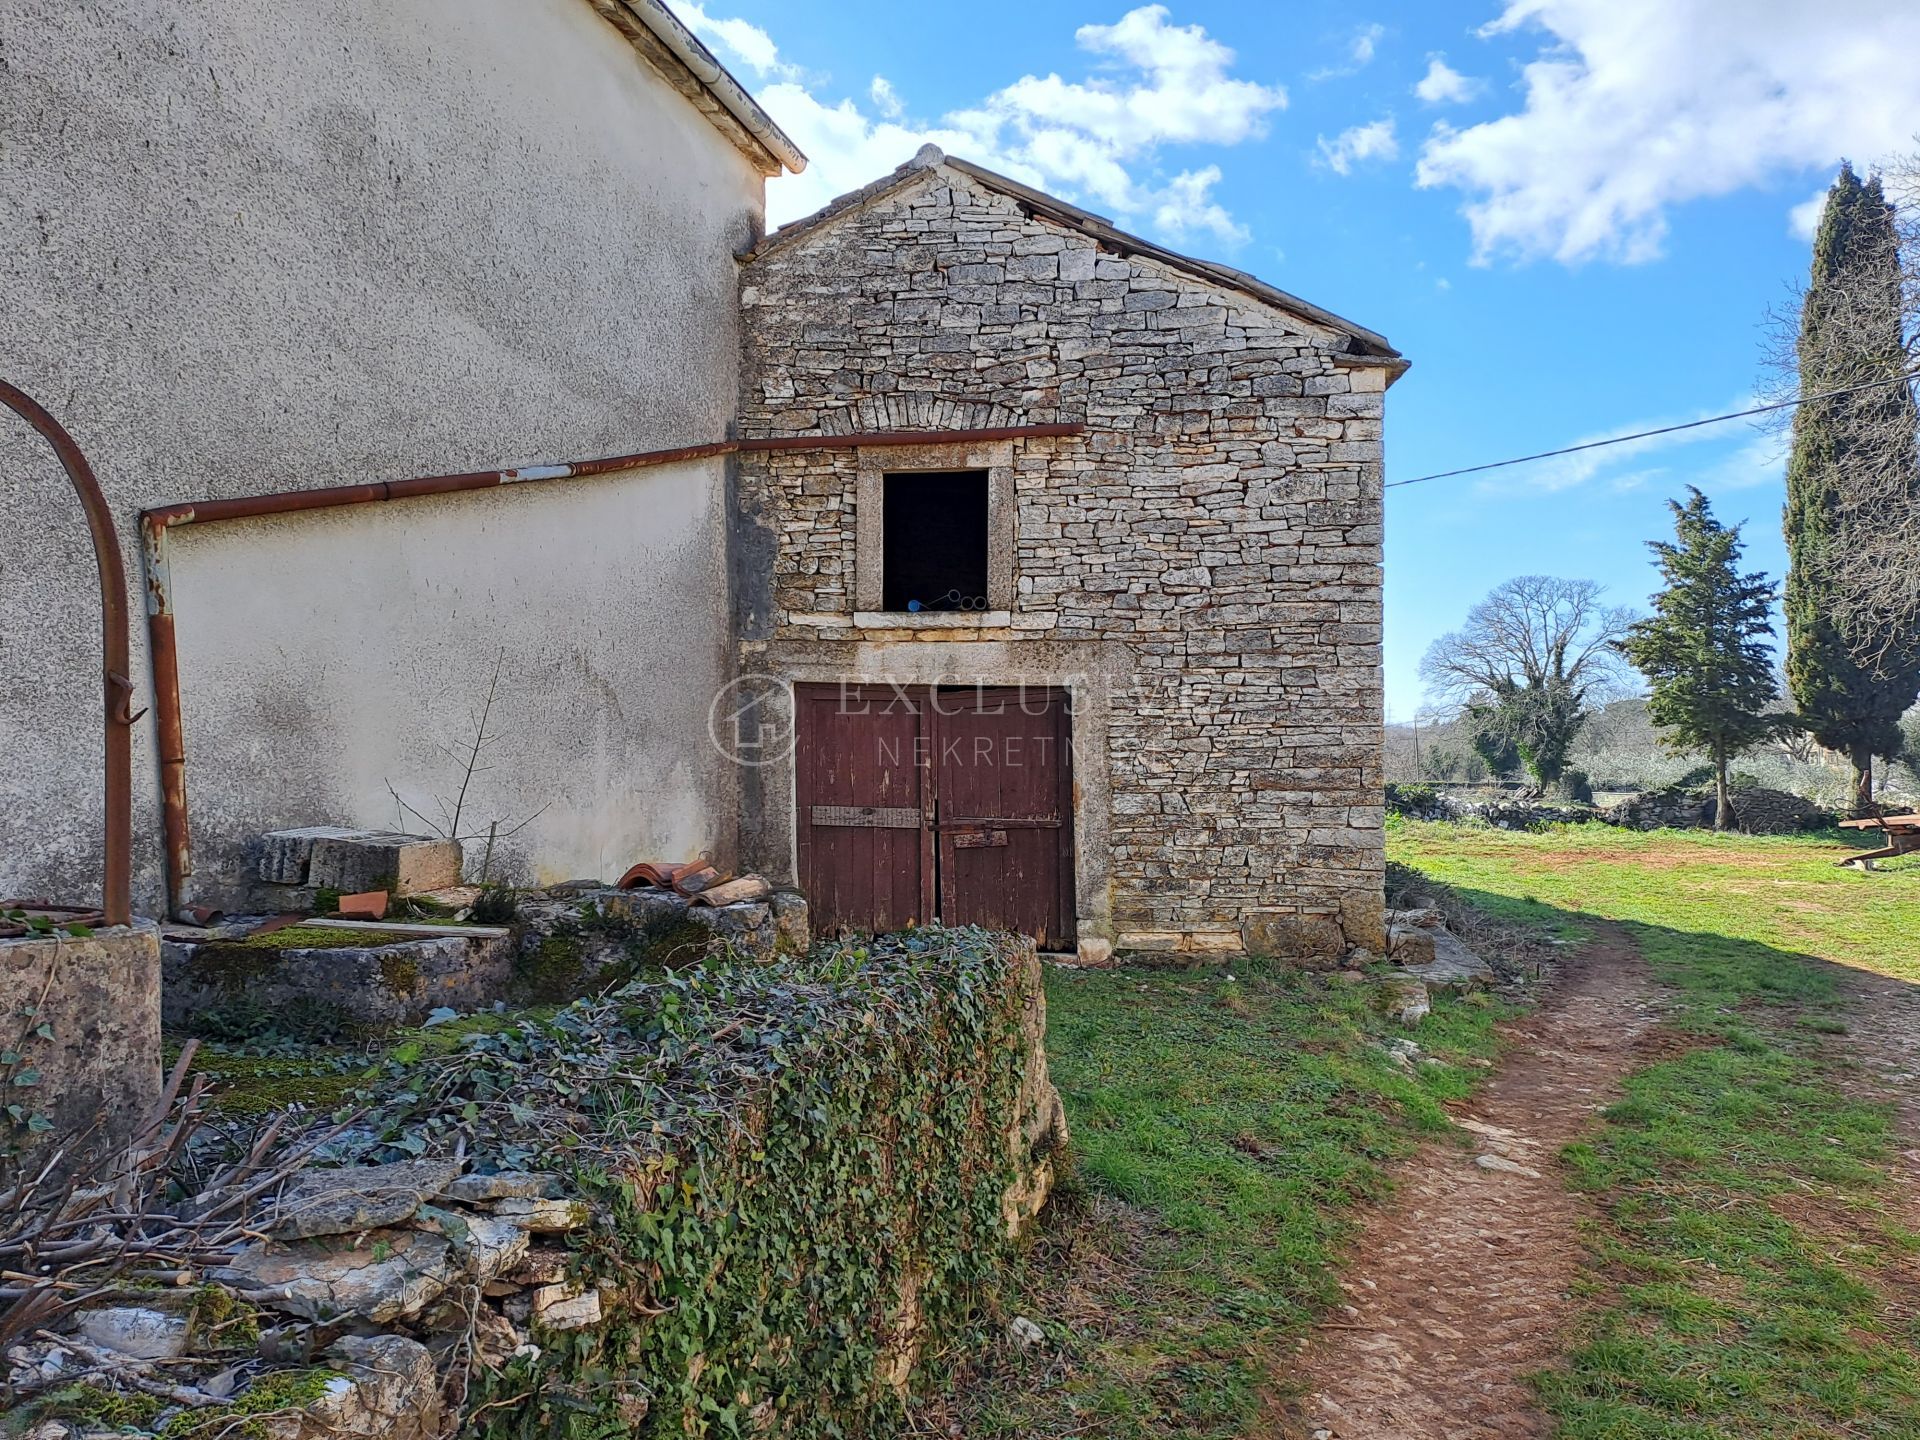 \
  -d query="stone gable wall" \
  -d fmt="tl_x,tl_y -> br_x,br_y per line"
737,165 -> 1389,956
